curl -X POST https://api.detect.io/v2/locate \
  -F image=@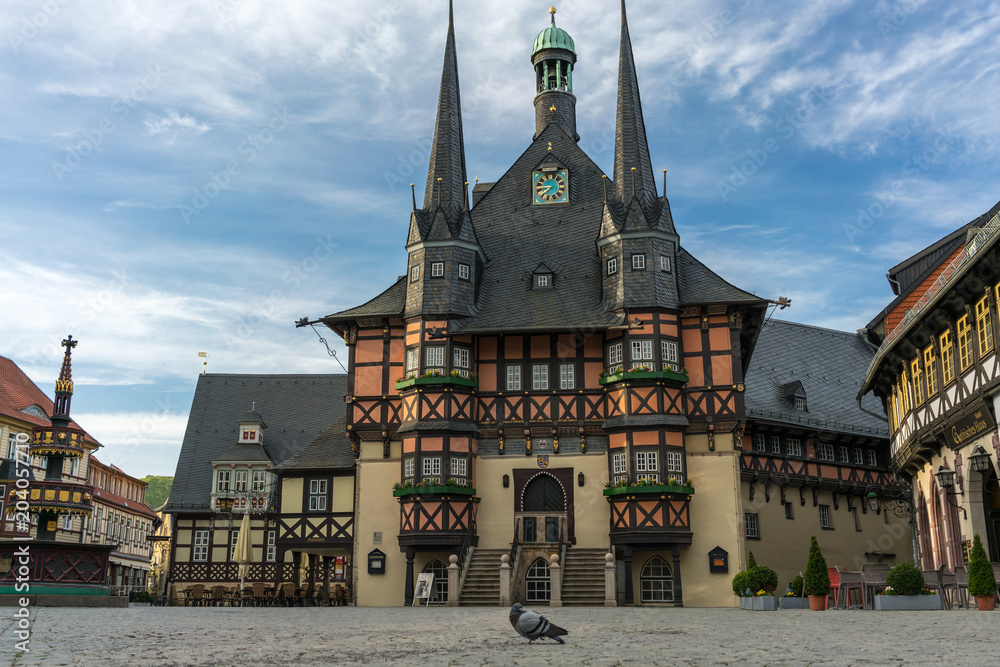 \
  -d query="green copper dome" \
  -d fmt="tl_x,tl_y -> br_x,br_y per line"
532,25 -> 575,57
